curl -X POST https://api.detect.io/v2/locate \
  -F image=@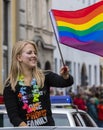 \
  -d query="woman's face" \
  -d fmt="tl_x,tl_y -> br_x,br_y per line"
17,44 -> 37,69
